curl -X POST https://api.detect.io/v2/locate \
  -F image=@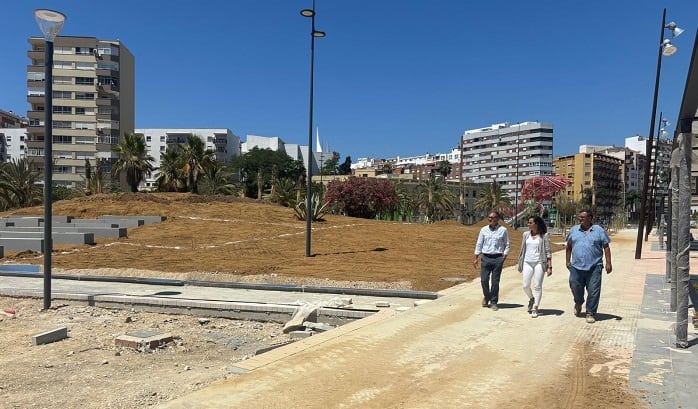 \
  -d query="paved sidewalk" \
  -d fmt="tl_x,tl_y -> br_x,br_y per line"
629,233 -> 698,408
